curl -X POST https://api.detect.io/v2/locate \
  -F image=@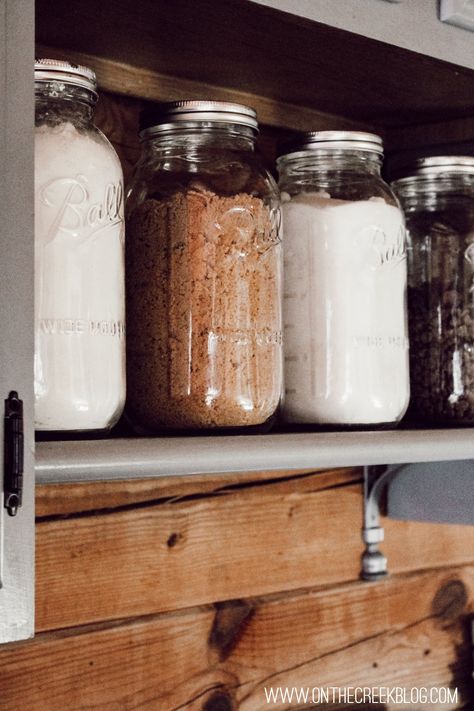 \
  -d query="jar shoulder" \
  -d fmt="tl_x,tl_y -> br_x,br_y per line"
35,120 -> 123,177
126,148 -> 277,212
279,171 -> 399,207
